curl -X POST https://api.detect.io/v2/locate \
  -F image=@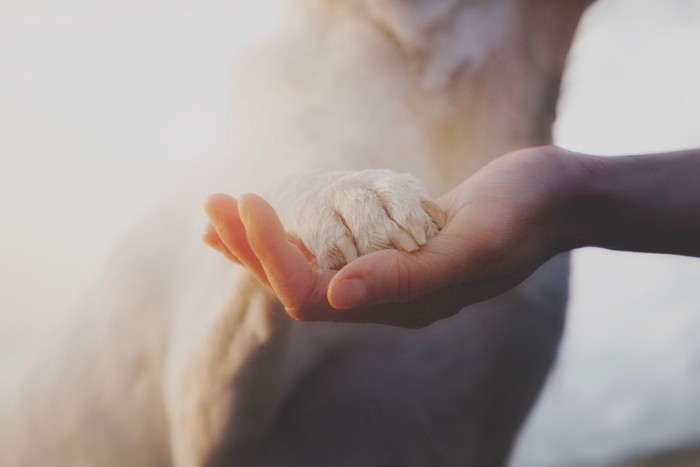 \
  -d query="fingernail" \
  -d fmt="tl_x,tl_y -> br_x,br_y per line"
331,278 -> 369,309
